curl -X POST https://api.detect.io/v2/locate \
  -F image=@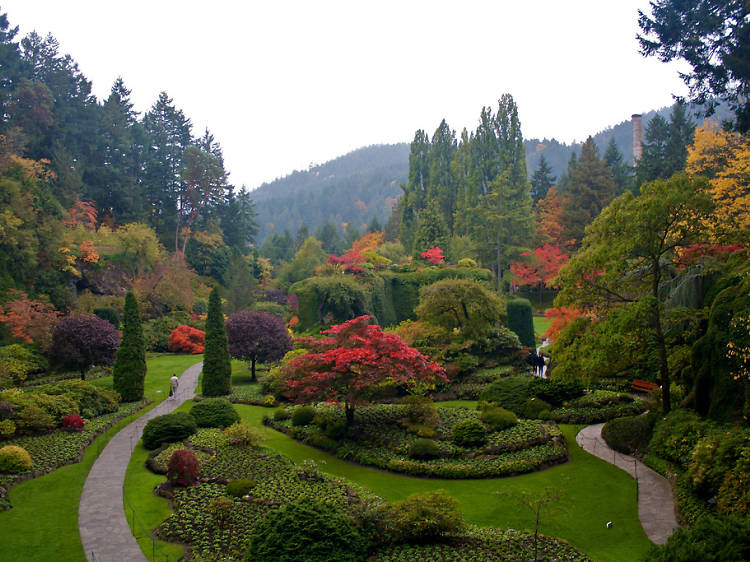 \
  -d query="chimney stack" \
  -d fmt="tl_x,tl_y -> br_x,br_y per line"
632,114 -> 643,165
